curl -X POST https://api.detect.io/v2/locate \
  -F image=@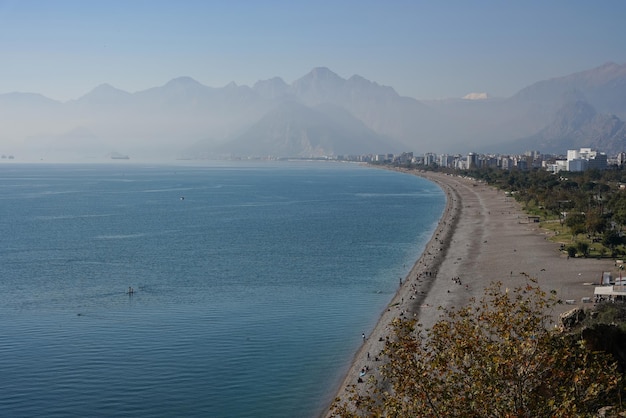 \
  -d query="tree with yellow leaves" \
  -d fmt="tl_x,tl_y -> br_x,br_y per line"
331,280 -> 623,417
